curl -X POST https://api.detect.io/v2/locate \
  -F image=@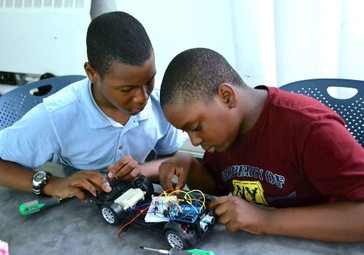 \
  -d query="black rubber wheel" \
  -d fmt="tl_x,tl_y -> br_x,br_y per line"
100,204 -> 122,225
164,229 -> 190,249
133,175 -> 154,198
